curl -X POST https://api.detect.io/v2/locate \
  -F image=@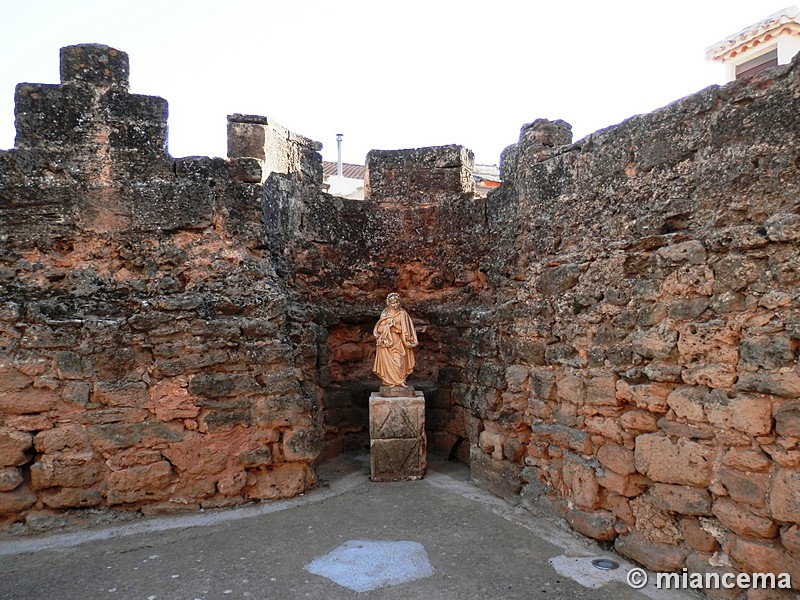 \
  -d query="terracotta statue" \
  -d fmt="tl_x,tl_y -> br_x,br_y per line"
373,293 -> 418,389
